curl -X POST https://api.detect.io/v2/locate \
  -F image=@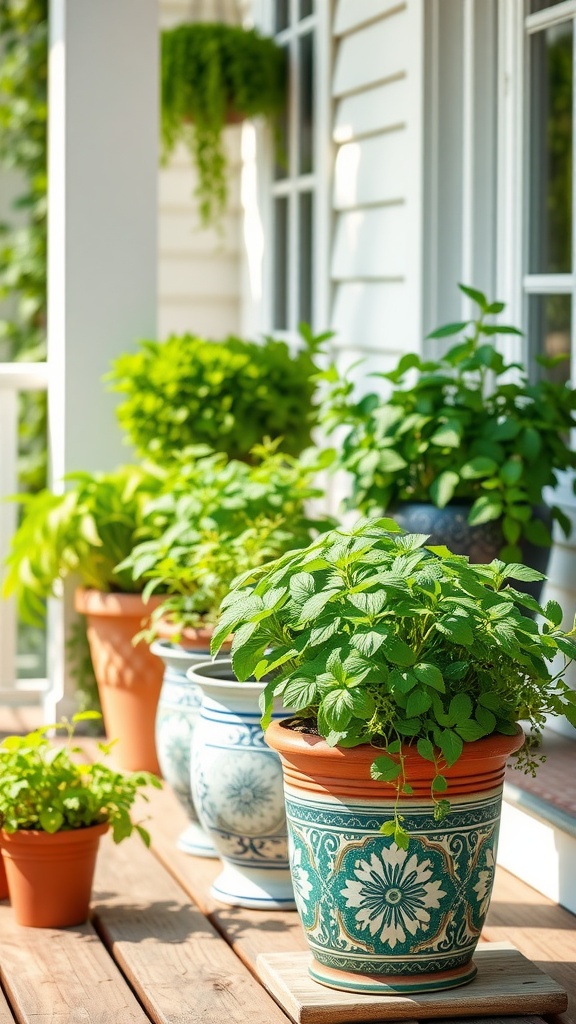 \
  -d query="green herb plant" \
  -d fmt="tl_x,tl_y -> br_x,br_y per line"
161,22 -> 285,227
119,443 -> 335,639
3,464 -> 166,626
211,518 -> 576,849
321,285 -> 576,560
107,326 -> 329,463
0,712 -> 161,843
